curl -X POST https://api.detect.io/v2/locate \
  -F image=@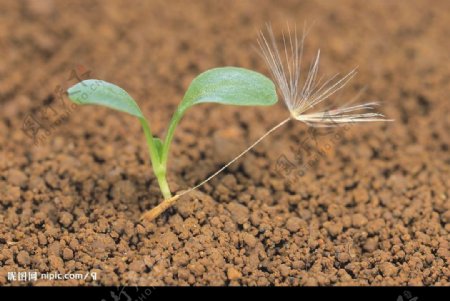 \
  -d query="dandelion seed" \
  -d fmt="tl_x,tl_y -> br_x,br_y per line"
257,24 -> 391,127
